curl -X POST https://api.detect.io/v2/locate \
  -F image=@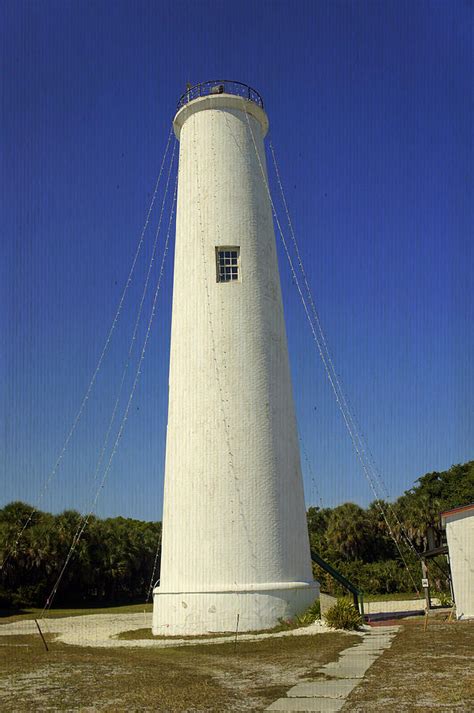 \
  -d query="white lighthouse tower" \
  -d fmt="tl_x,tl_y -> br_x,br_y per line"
153,81 -> 318,635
